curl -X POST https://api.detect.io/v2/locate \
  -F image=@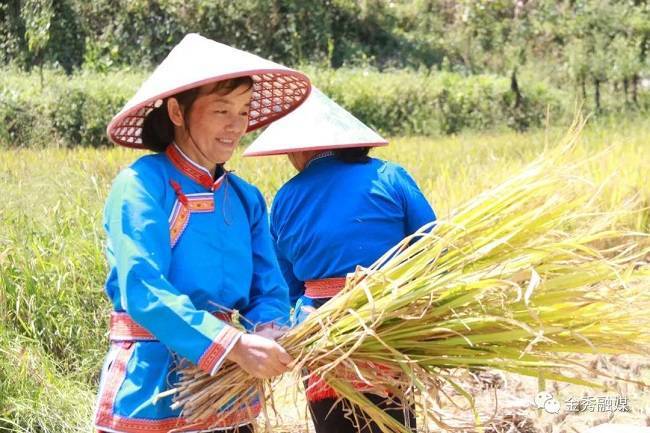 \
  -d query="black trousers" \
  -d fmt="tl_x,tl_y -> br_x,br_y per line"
308,393 -> 416,433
